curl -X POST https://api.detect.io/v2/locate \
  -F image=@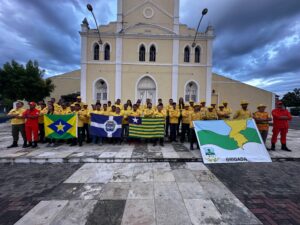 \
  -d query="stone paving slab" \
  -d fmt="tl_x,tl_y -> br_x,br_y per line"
1,122 -> 300,164
12,162 -> 262,225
